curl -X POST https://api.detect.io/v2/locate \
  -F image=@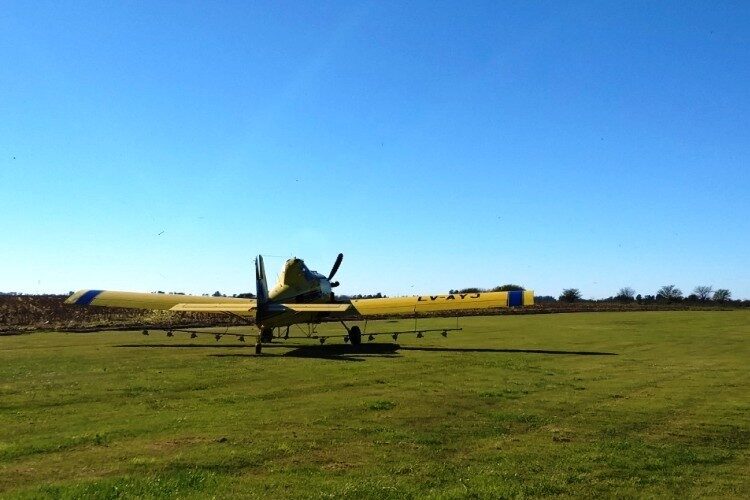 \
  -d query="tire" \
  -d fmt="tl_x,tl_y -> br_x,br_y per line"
349,325 -> 362,346
260,328 -> 274,343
